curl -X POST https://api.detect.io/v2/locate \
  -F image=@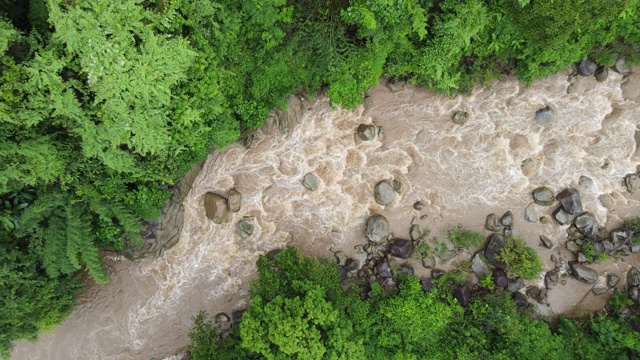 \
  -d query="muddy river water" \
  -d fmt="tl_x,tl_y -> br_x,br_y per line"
12,69 -> 640,359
